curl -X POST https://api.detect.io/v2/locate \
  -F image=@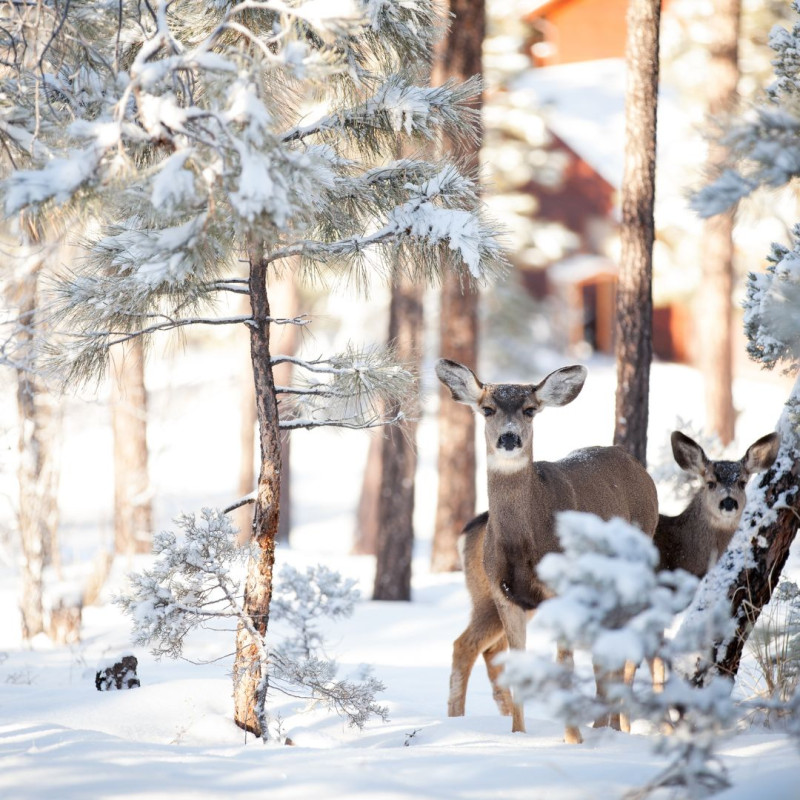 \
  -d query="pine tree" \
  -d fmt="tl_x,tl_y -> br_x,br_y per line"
0,0 -> 505,737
